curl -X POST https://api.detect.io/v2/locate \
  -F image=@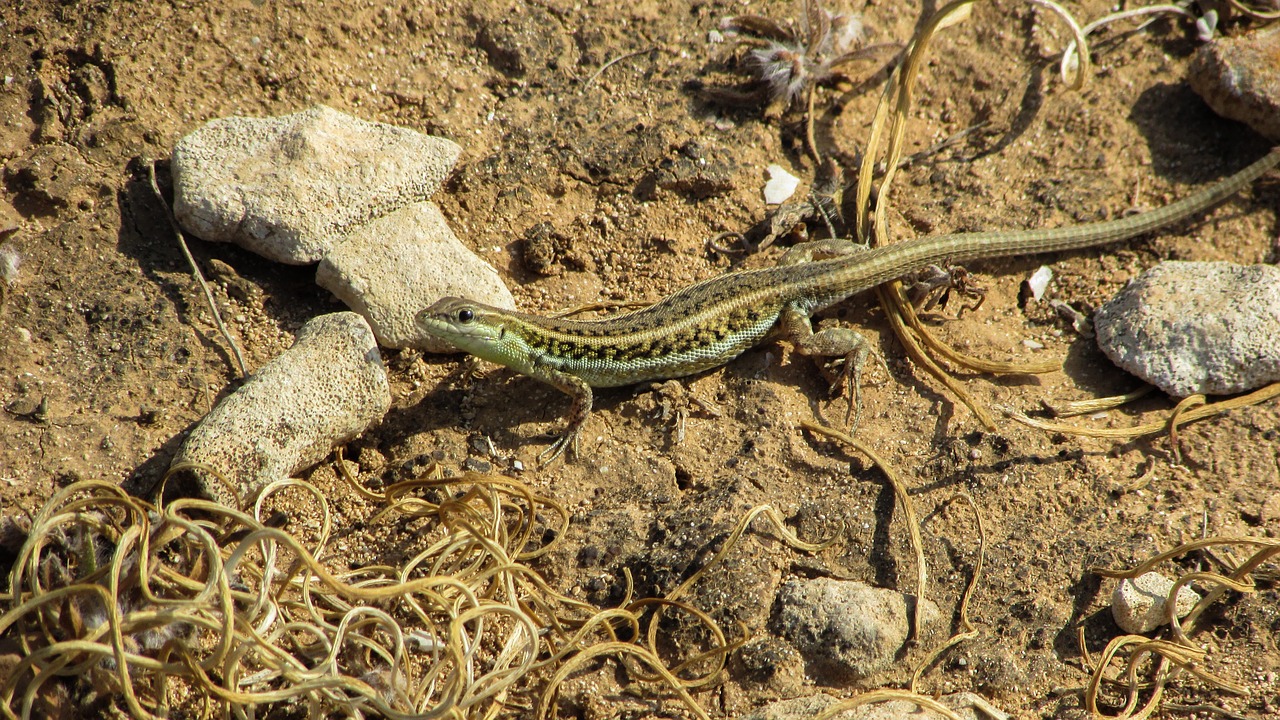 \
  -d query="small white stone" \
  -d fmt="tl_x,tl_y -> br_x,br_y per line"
1111,571 -> 1202,634
763,164 -> 800,204
1027,265 -> 1053,301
